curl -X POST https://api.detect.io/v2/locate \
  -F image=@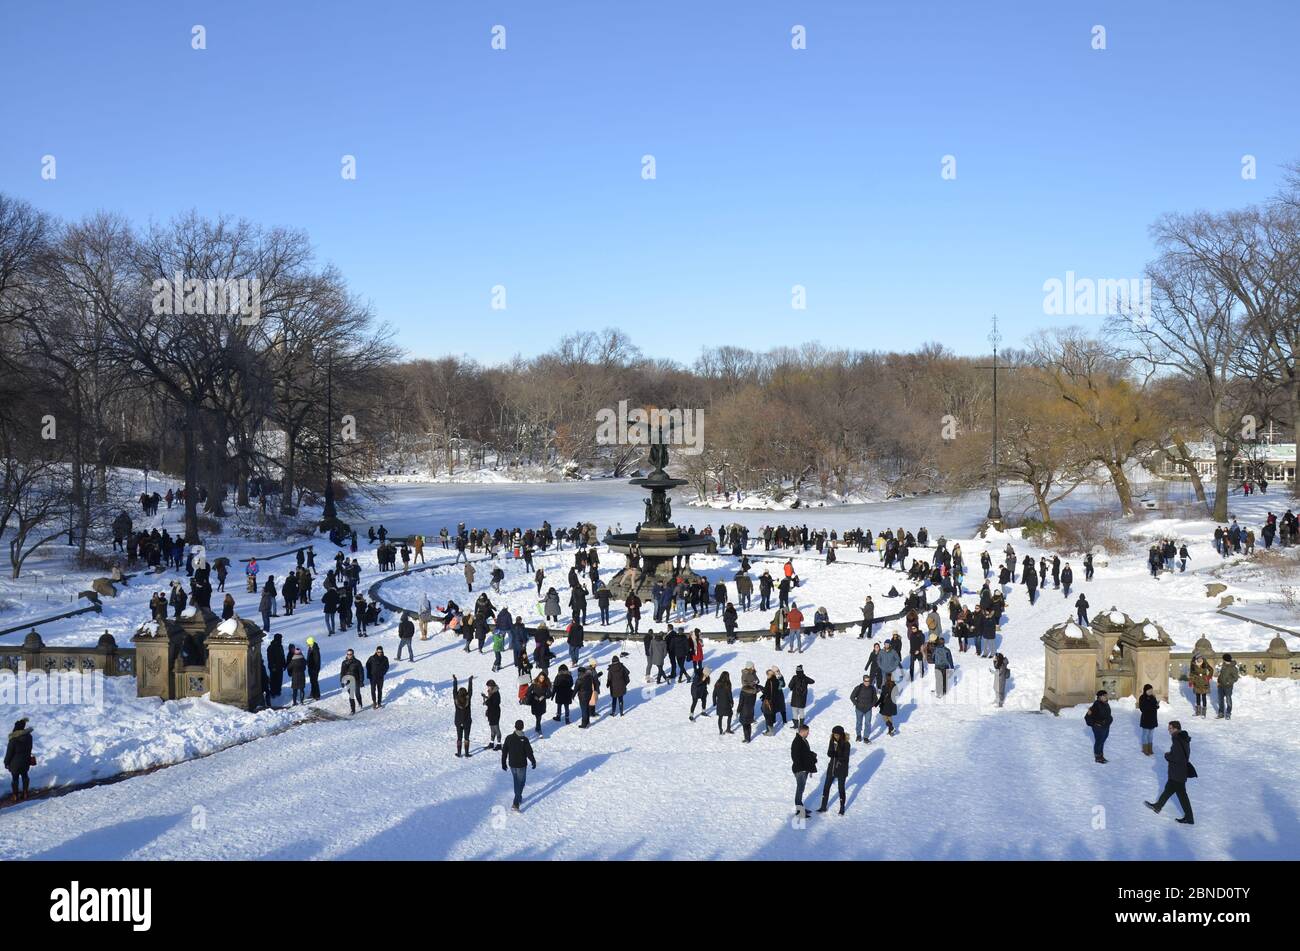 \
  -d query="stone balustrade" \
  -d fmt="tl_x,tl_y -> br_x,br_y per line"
0,630 -> 135,677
